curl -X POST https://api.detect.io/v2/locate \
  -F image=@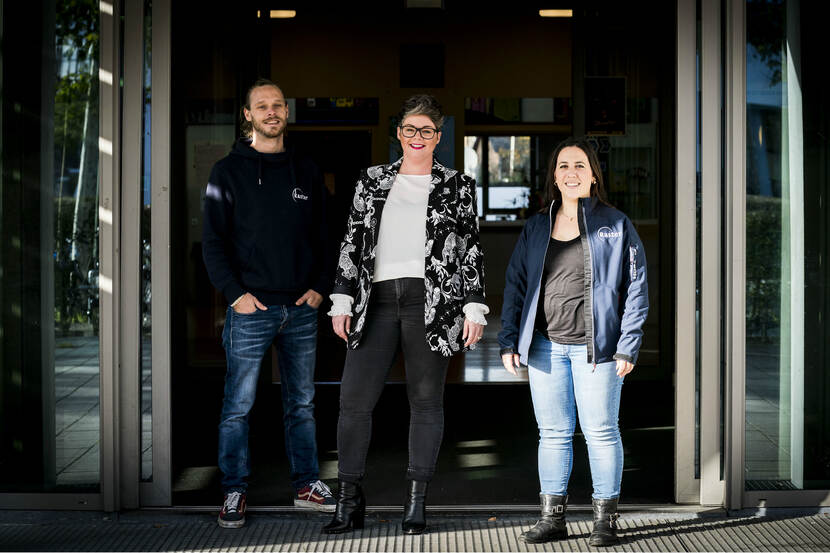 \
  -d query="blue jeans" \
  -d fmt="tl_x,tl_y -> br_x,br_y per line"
527,331 -> 624,499
219,304 -> 319,493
